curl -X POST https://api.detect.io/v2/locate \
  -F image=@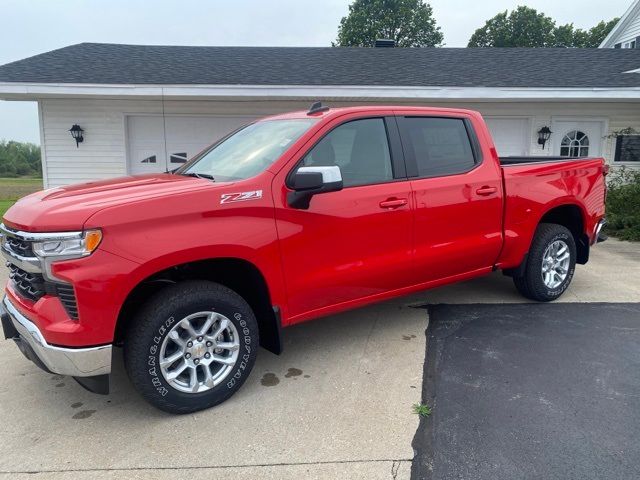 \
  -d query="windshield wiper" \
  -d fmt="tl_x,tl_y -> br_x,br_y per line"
181,172 -> 215,181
